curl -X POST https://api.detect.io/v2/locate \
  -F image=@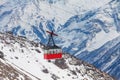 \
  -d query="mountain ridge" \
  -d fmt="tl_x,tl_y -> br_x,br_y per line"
0,32 -> 114,80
